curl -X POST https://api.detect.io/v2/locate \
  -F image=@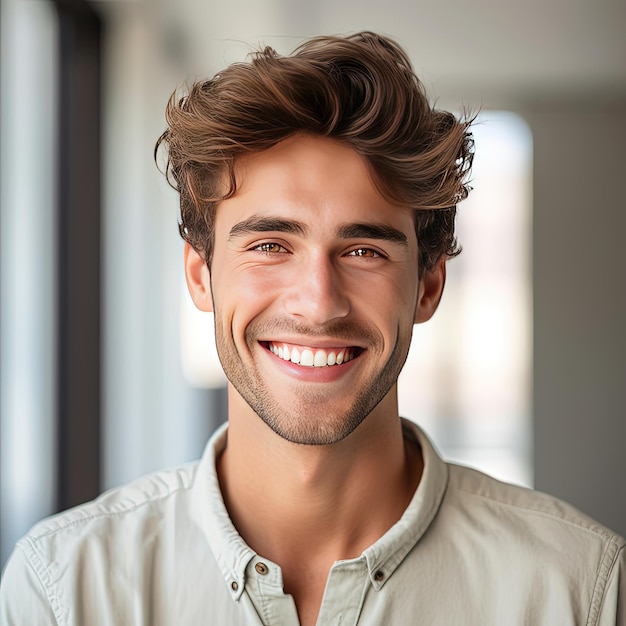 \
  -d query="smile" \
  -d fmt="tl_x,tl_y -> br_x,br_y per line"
264,341 -> 361,367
